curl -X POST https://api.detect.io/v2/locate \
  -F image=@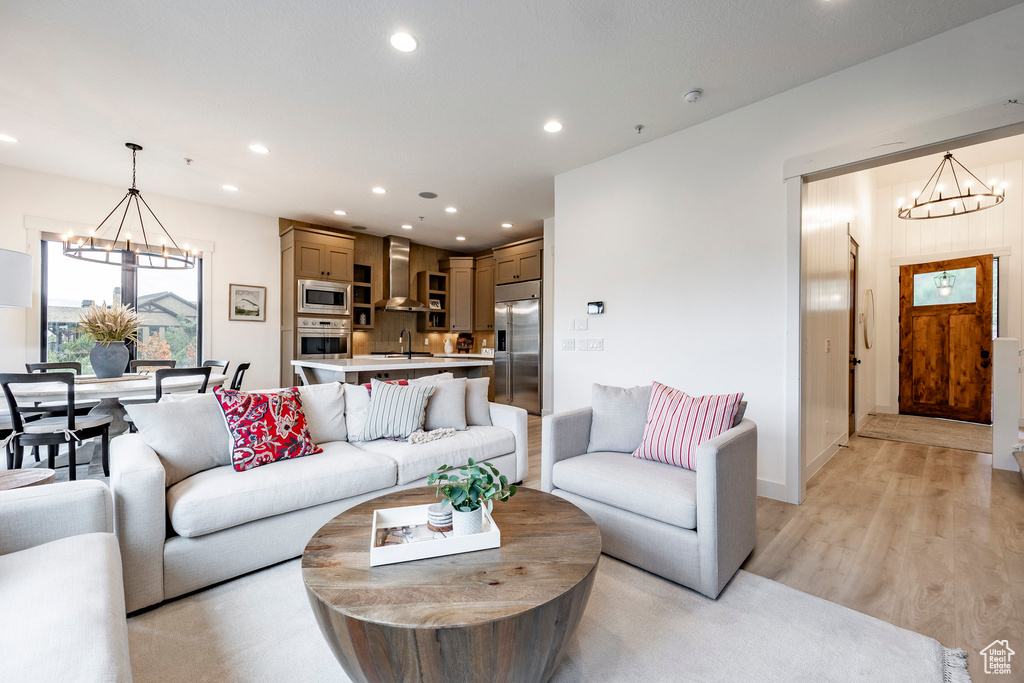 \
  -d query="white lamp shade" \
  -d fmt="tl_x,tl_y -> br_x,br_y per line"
0,248 -> 32,308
